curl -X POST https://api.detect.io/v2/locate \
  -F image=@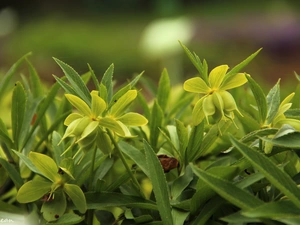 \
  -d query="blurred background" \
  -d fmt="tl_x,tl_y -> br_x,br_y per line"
0,0 -> 300,88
